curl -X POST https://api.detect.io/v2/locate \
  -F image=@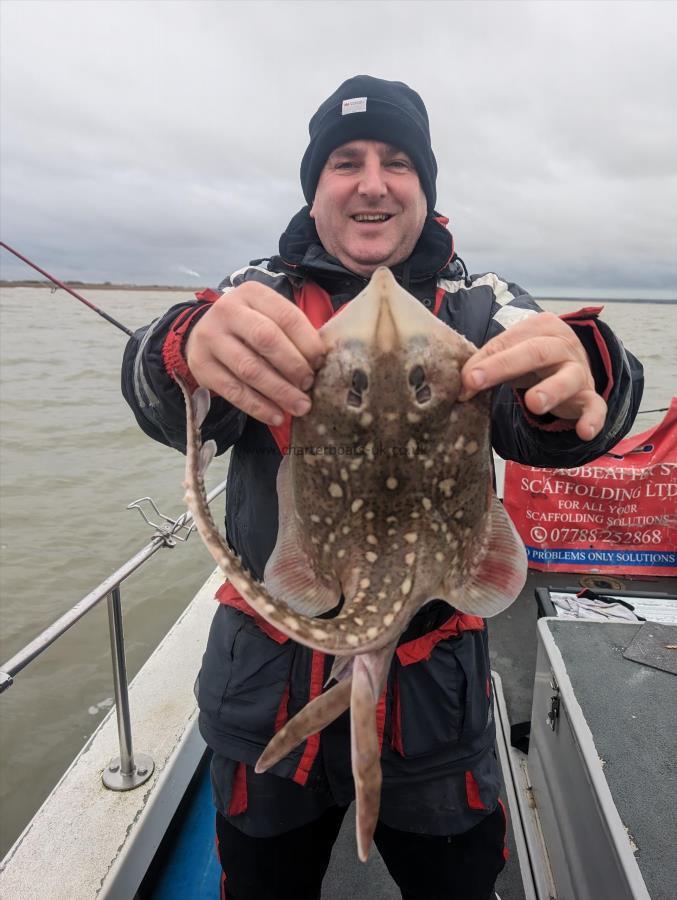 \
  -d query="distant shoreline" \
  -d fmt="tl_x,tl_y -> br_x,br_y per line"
1,280 -> 675,303
0,280 -> 196,292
